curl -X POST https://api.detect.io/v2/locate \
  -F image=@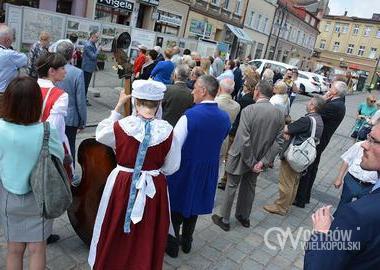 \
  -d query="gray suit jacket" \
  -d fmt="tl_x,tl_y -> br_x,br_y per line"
226,99 -> 284,175
162,81 -> 194,127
